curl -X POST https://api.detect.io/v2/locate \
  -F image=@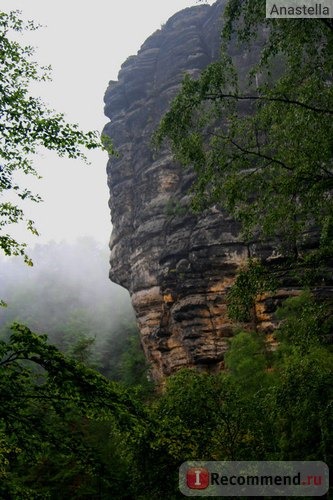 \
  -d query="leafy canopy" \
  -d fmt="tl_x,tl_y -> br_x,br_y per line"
0,323 -> 144,498
0,300 -> 332,497
0,10 -> 112,264
155,0 -> 333,256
